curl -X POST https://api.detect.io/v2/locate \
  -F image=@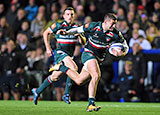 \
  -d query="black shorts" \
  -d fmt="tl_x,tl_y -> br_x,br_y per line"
1,74 -> 19,93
